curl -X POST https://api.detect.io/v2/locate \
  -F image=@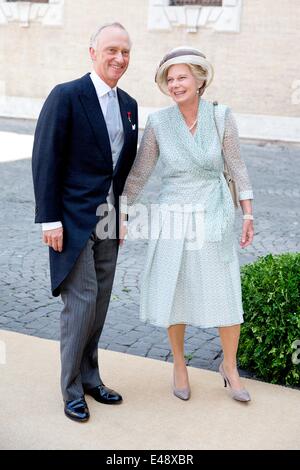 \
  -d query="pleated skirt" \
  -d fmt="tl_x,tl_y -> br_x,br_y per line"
139,208 -> 244,328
